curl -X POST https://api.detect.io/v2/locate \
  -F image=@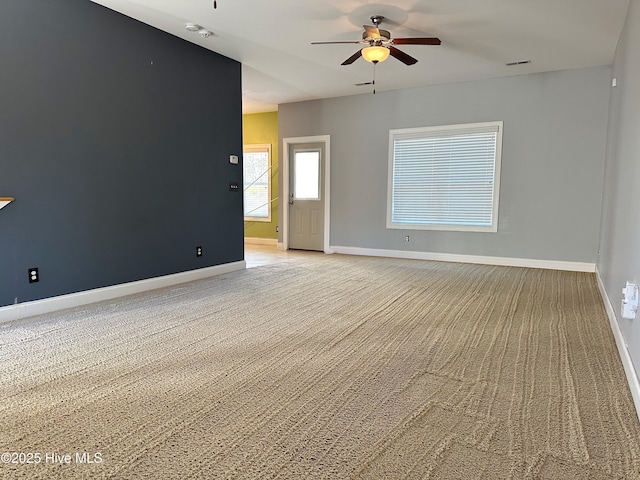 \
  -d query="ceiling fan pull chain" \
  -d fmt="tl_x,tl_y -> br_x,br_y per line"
373,62 -> 376,94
